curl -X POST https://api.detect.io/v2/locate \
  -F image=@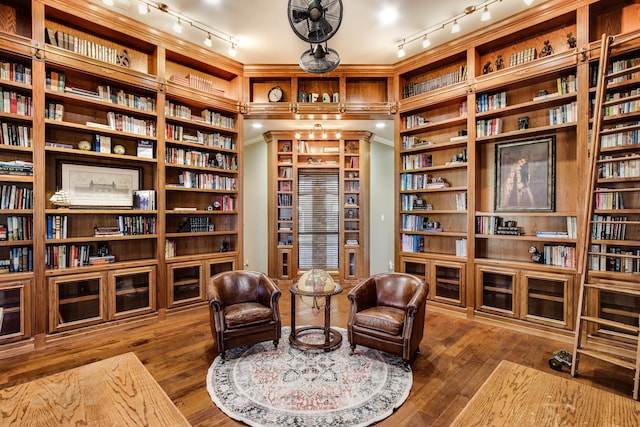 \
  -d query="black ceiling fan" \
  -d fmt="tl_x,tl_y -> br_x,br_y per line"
288,0 -> 343,44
